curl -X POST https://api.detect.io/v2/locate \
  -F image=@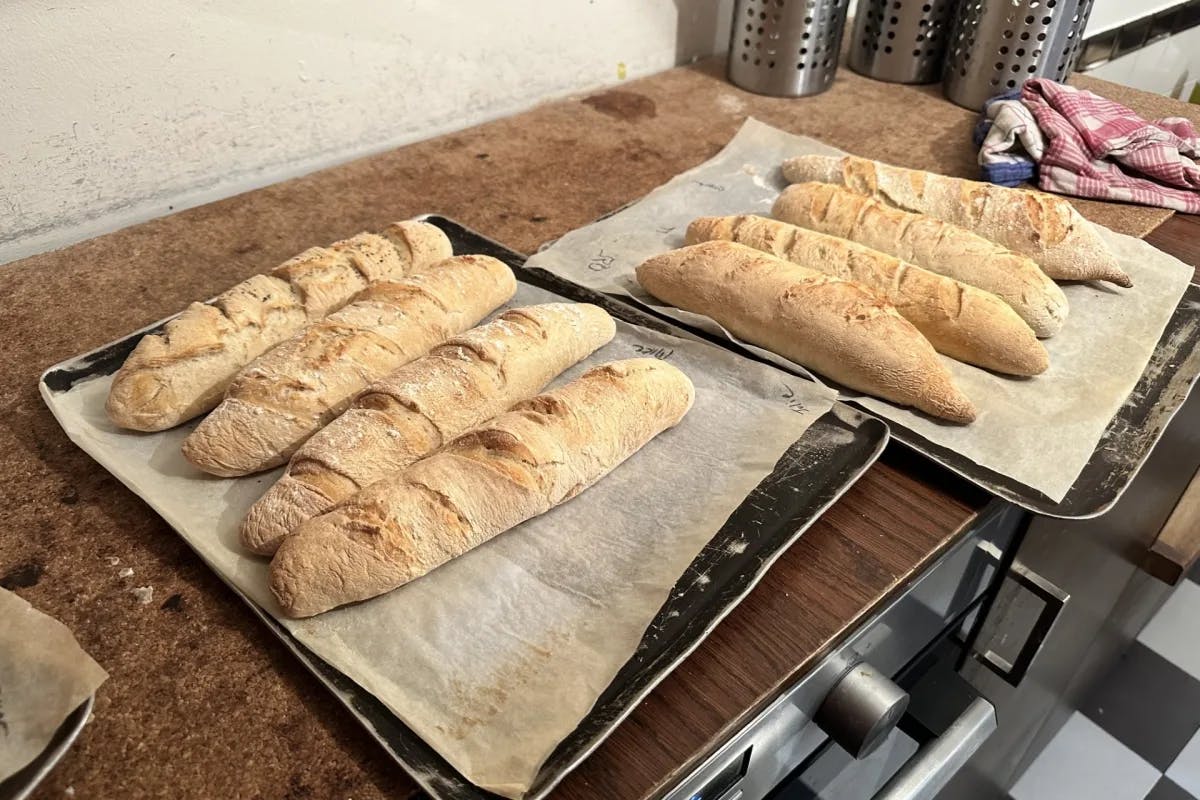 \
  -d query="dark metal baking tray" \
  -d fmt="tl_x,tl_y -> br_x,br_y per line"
880,282 -> 1200,518
40,216 -> 889,800
612,274 -> 1200,520
0,695 -> 93,800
